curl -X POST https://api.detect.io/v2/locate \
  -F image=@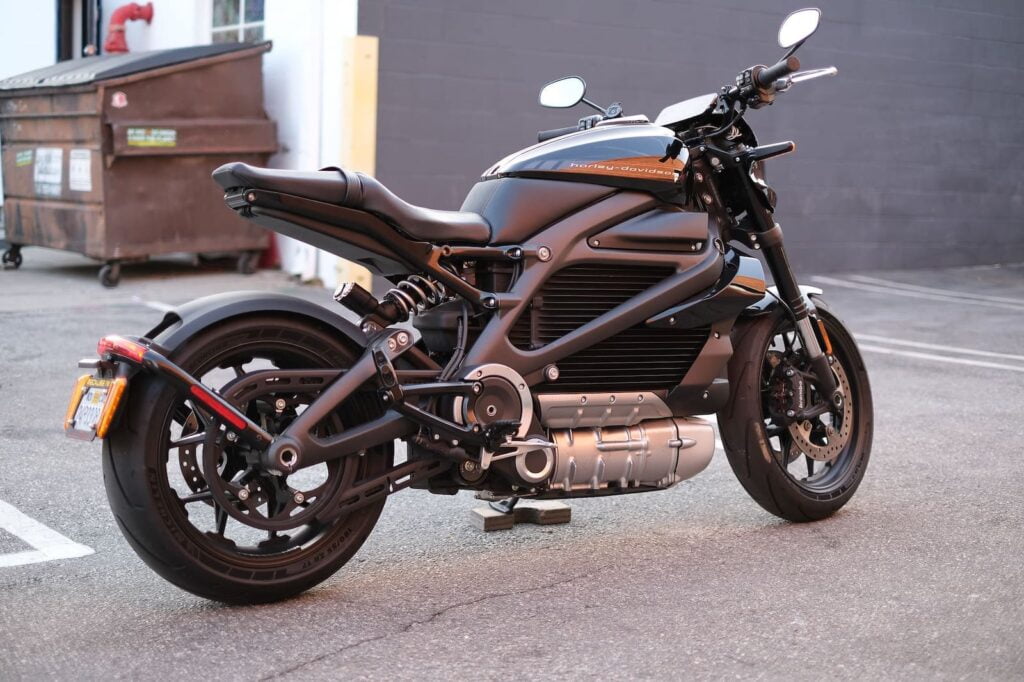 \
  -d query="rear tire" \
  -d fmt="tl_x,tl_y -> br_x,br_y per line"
103,315 -> 390,603
717,301 -> 873,522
